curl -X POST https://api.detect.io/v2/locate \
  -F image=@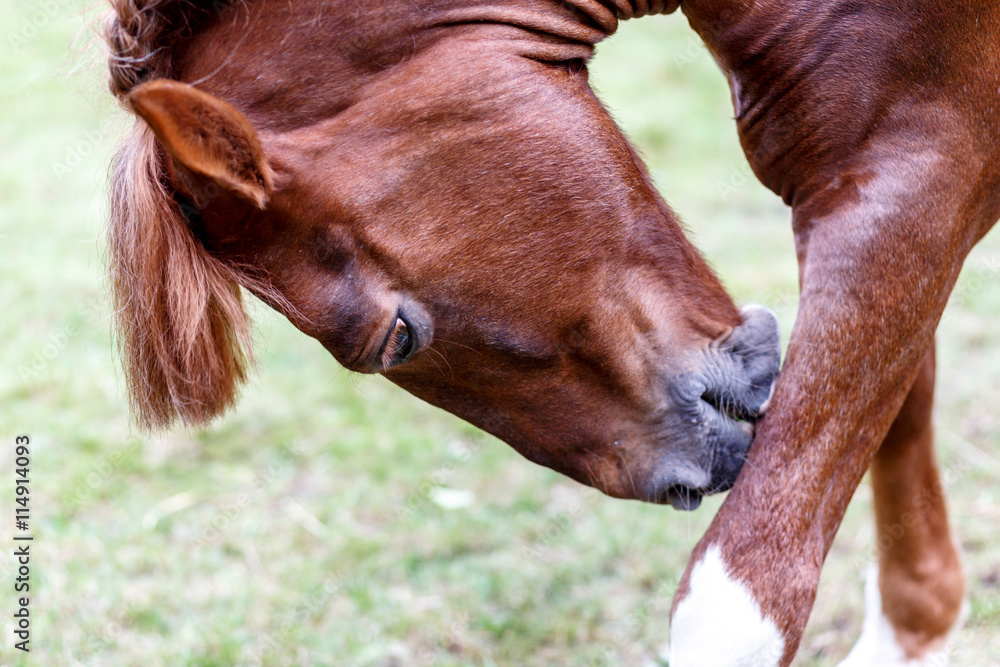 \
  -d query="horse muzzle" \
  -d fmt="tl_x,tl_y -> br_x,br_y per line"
642,305 -> 781,510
